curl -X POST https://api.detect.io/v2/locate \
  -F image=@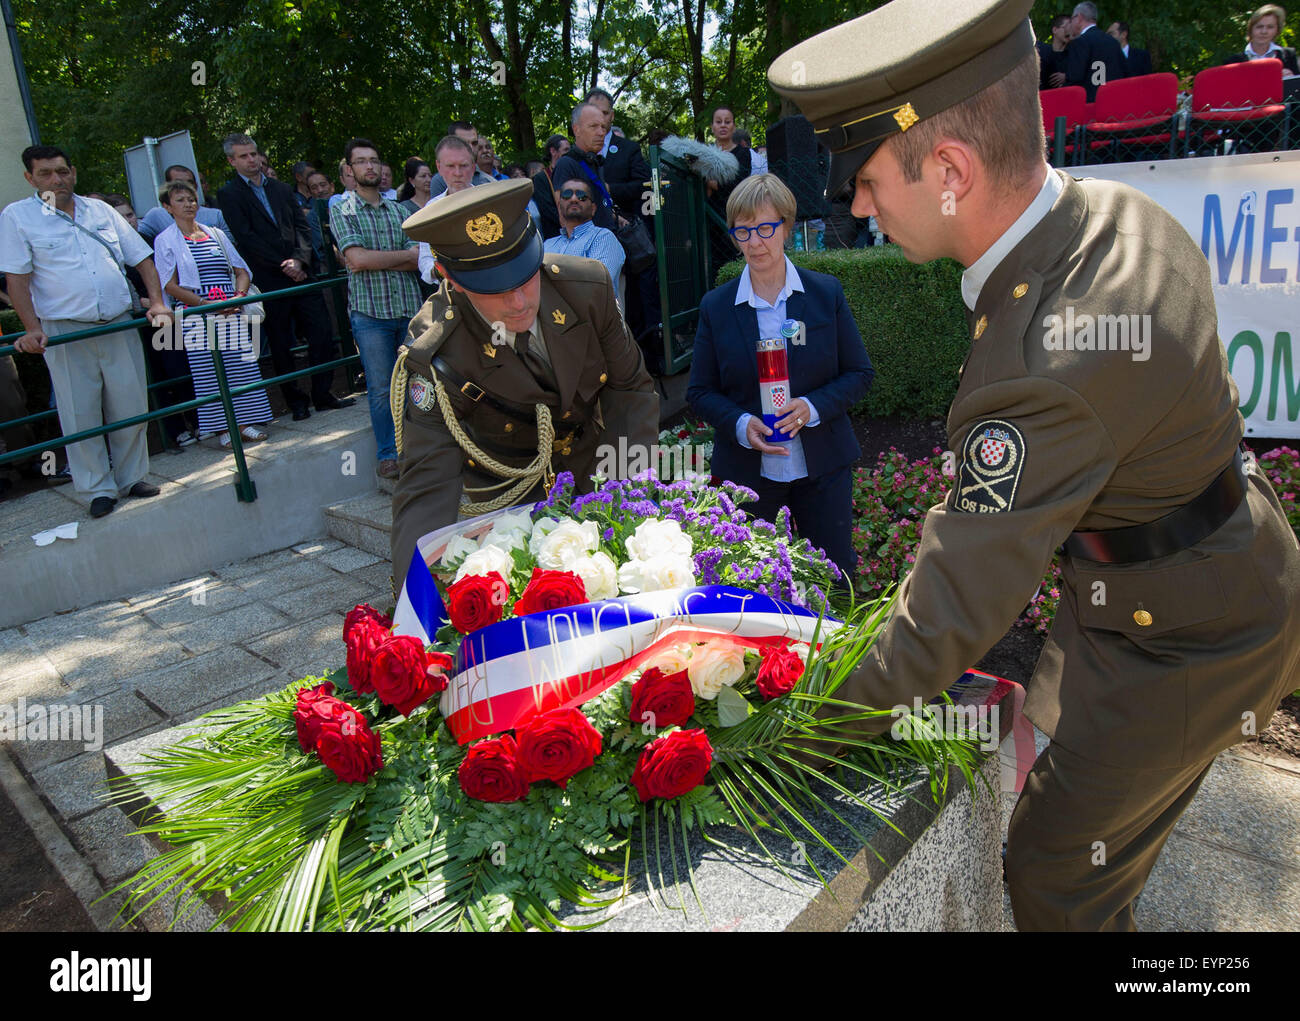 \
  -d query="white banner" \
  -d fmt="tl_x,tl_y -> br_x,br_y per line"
1079,153 -> 1300,438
